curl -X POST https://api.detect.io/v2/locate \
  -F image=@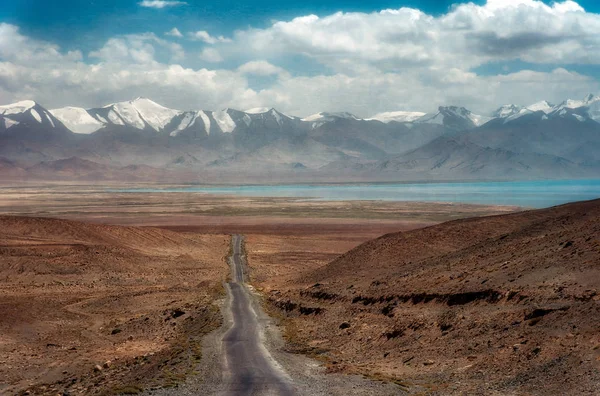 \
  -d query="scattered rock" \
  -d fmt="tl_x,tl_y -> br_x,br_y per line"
103,360 -> 111,369
111,328 -> 122,335
93,364 -> 103,372
339,322 -> 351,329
